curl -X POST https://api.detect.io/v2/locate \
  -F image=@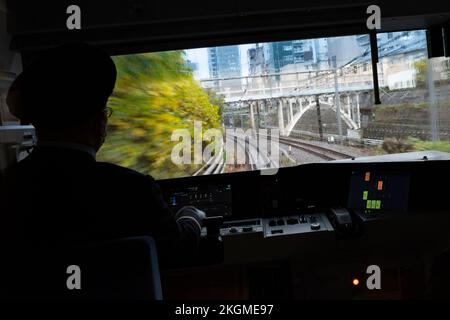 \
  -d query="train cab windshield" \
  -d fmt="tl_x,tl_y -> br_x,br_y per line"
98,30 -> 450,181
